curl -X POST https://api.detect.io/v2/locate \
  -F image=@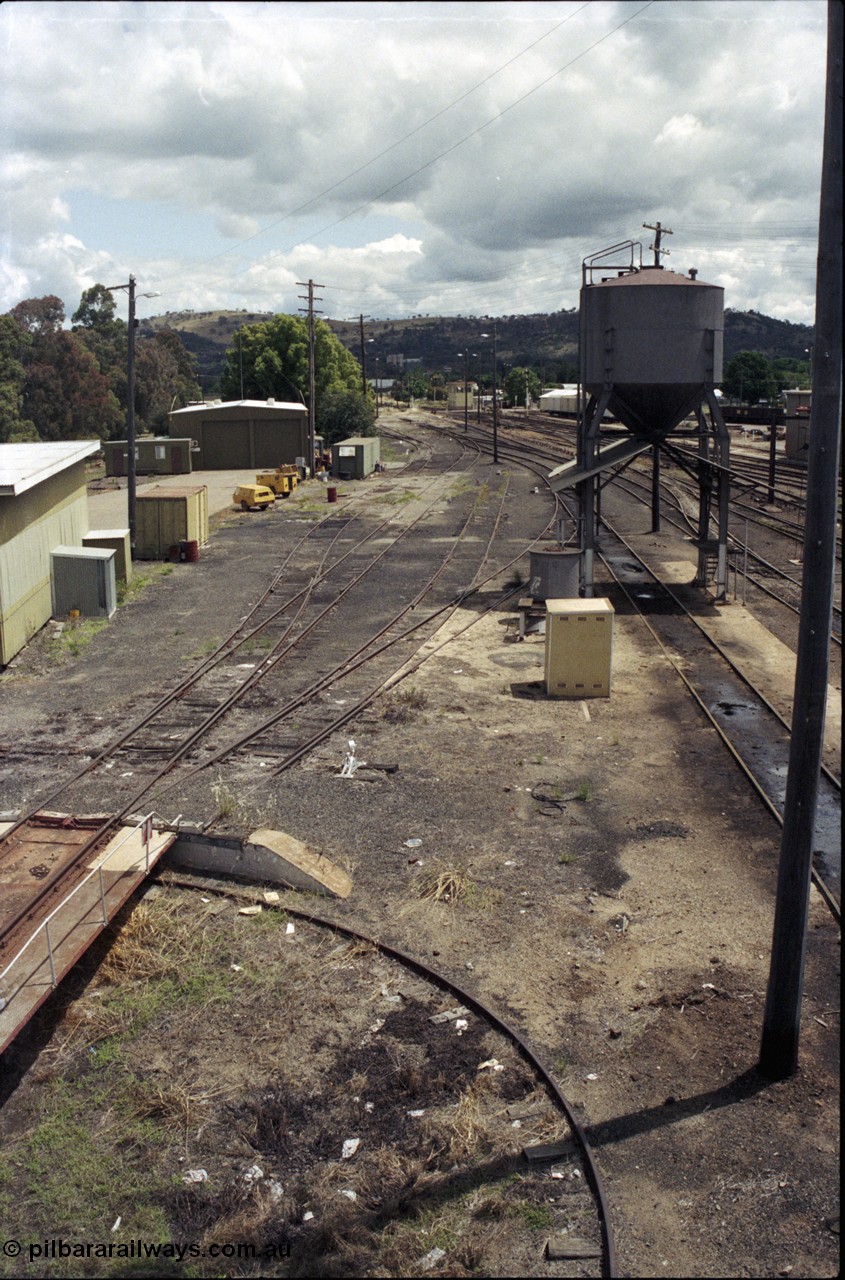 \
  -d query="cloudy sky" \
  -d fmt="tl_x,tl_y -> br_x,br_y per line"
1,1 -> 827,325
